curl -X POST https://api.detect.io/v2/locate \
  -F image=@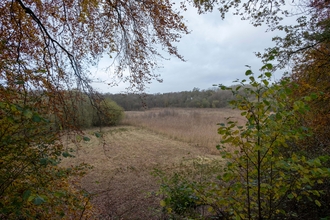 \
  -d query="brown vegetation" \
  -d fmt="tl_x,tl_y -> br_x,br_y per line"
122,108 -> 245,155
61,108 -> 241,219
